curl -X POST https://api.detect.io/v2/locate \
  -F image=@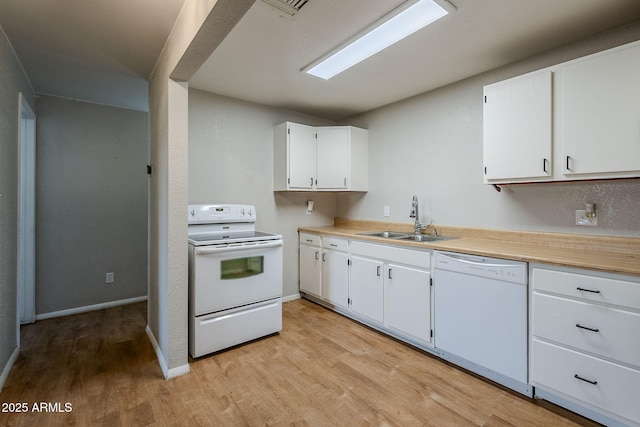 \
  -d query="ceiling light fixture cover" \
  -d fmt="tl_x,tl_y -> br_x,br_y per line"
304,0 -> 448,80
